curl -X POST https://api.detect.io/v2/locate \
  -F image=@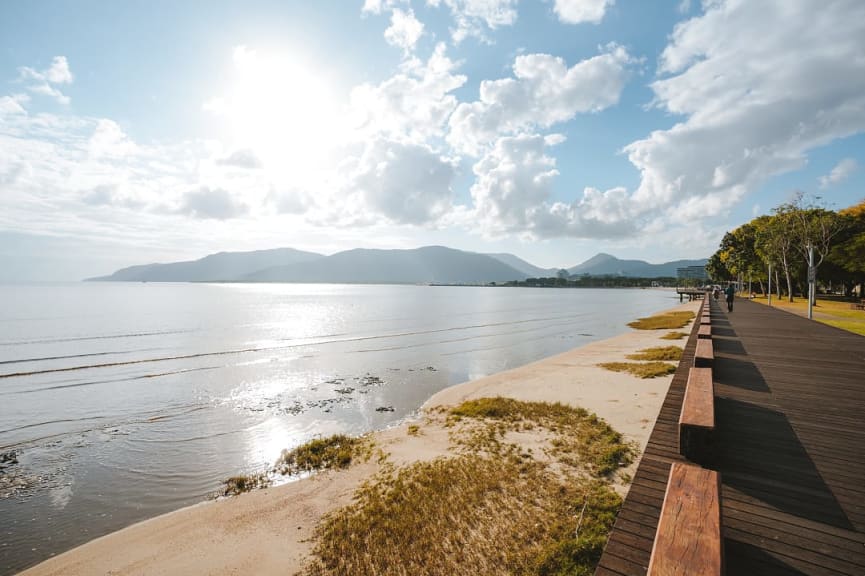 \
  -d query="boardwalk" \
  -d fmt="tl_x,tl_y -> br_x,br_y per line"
596,299 -> 865,575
